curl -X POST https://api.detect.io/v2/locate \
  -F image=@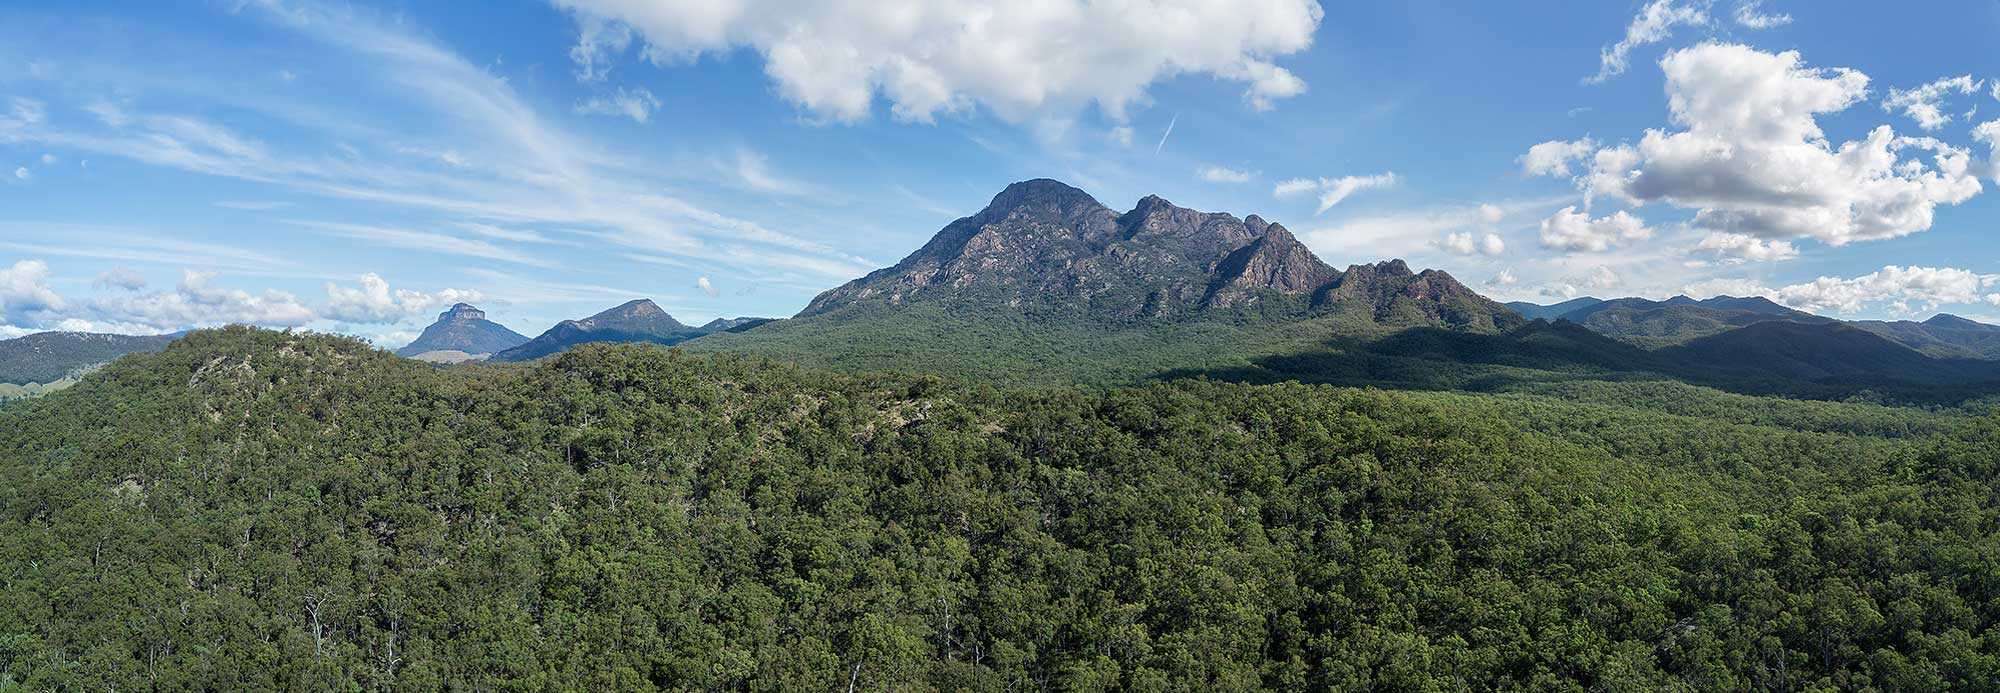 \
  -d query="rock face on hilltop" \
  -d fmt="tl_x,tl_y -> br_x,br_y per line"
489,299 -> 704,362
799,179 -> 1519,330
395,303 -> 529,360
